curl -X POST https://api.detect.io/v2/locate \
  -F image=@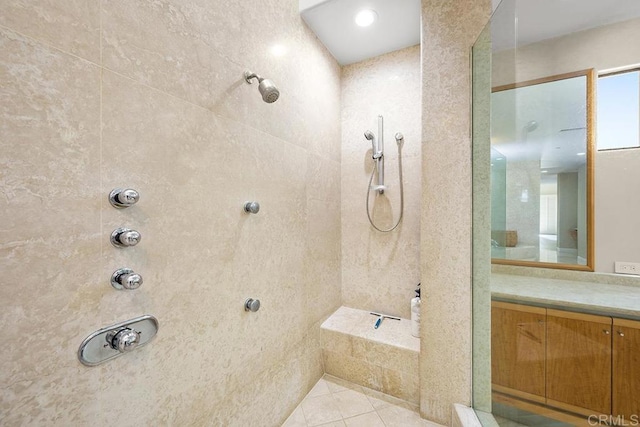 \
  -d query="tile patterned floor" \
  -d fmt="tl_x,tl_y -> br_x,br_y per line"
282,375 -> 444,427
